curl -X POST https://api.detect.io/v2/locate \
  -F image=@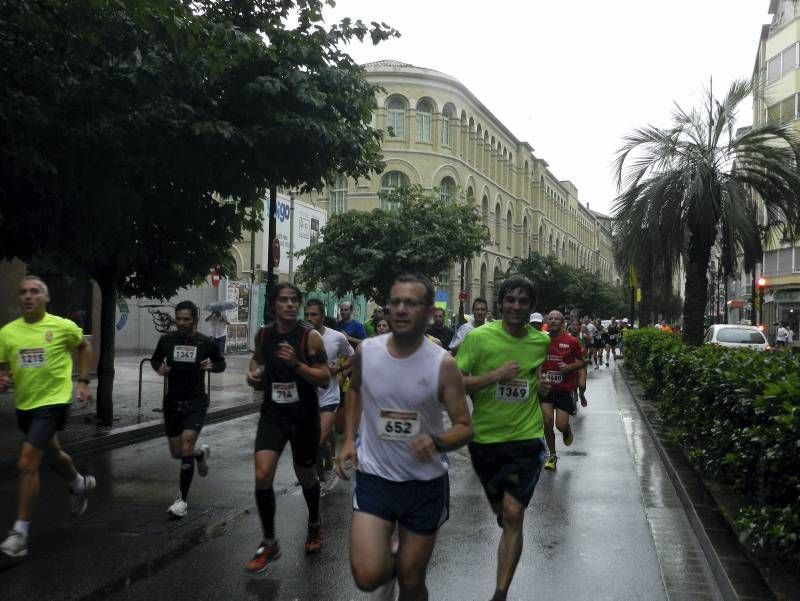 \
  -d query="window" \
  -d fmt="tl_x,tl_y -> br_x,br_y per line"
767,94 -> 798,123
386,97 -> 406,139
768,55 -> 782,83
416,100 -> 432,143
783,44 -> 798,73
716,328 -> 767,344
506,209 -> 513,249
440,115 -> 450,146
763,250 -> 778,275
329,174 -> 348,215
369,111 -> 377,129
779,247 -> 794,274
494,204 -> 501,244
380,171 -> 409,210
795,247 -> 800,272
439,177 -> 455,202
